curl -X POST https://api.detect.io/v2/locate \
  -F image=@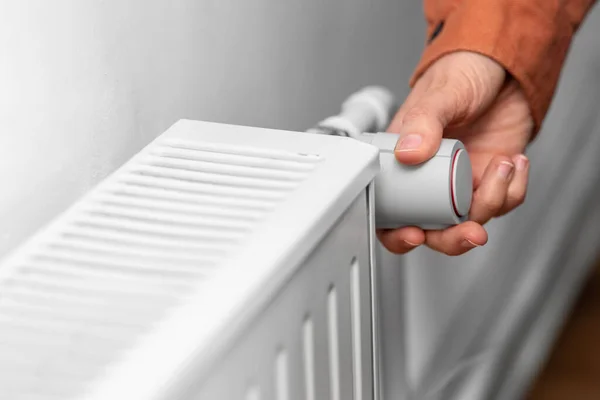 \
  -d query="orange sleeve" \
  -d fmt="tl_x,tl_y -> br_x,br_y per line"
412,0 -> 597,134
